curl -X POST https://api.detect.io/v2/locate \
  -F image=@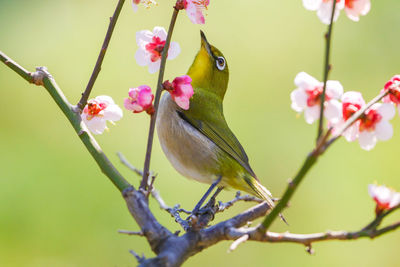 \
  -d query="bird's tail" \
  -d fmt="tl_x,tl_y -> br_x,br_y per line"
244,176 -> 288,225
